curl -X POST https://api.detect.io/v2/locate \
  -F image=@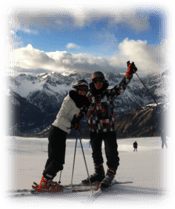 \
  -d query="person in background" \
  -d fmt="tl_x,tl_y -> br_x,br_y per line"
133,141 -> 138,152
